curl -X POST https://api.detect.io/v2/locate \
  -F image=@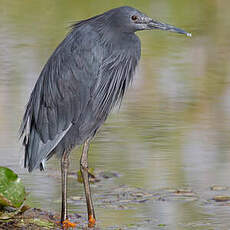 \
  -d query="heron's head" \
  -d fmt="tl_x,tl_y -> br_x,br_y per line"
108,6 -> 191,37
